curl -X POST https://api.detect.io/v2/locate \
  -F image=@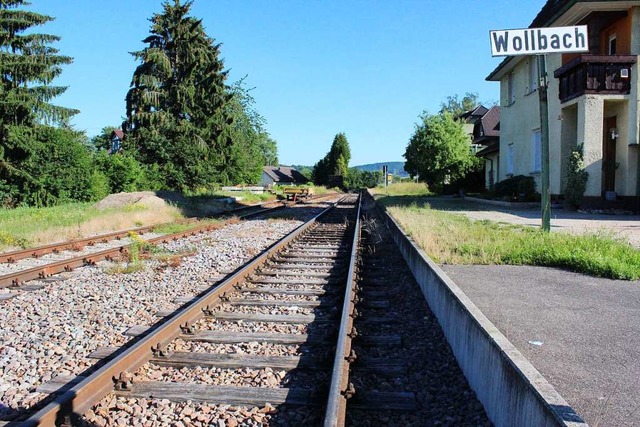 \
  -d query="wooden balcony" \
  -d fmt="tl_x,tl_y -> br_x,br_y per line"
554,55 -> 636,103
